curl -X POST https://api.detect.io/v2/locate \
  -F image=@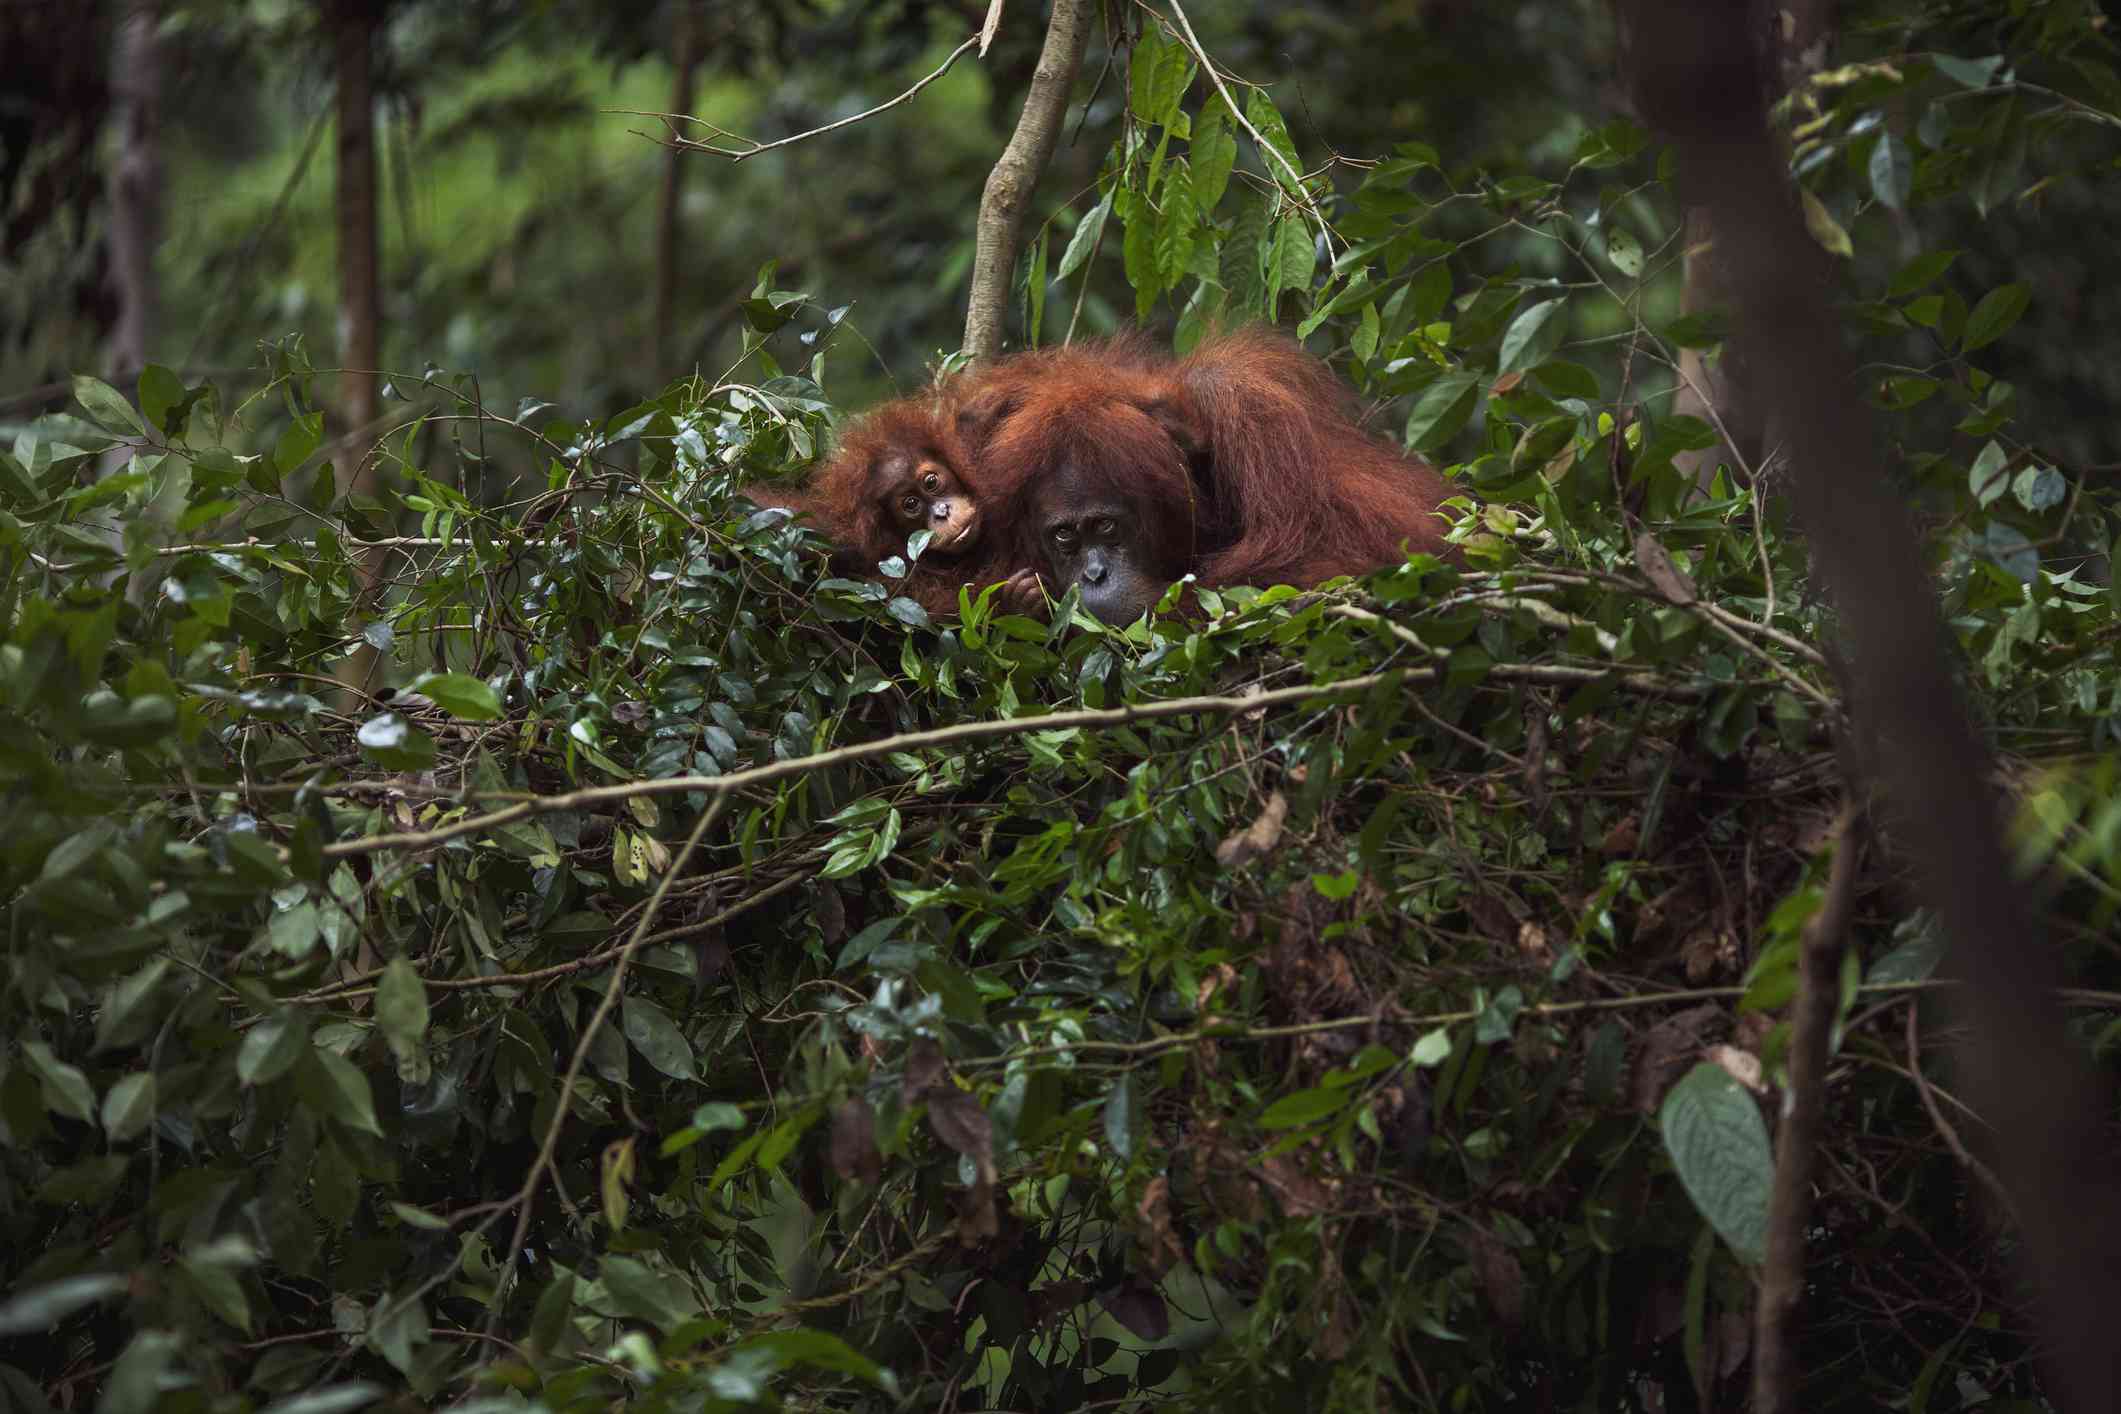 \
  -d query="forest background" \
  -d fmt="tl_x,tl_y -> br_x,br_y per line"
3,2 -> 2121,1412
